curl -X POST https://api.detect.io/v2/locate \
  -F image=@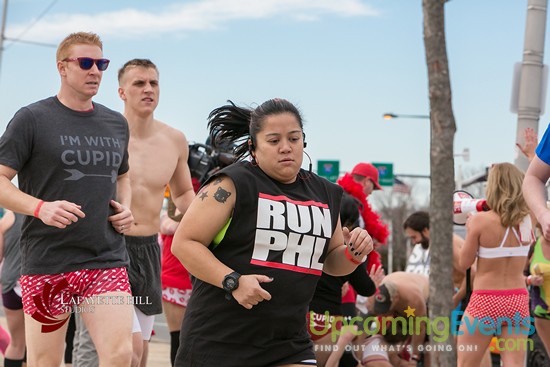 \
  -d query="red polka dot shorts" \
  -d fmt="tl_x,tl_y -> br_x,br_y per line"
465,288 -> 530,326
21,267 -> 131,316
162,287 -> 192,307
